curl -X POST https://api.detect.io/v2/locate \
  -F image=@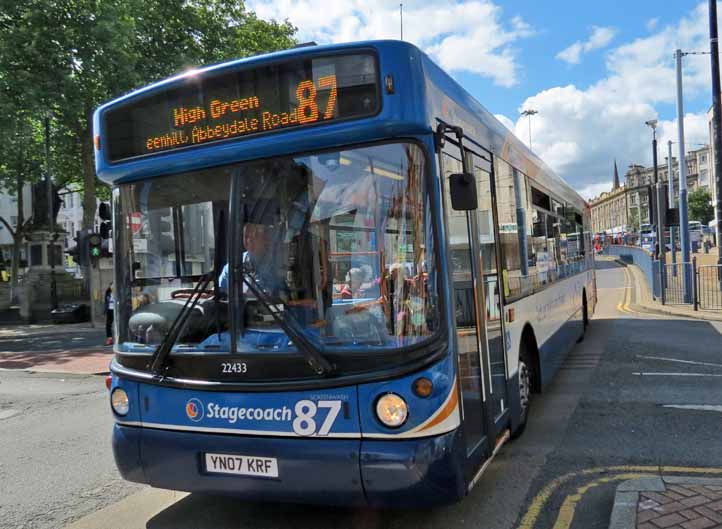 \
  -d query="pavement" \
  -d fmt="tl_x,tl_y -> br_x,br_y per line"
0,321 -> 113,374
609,476 -> 722,529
